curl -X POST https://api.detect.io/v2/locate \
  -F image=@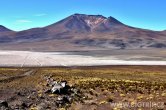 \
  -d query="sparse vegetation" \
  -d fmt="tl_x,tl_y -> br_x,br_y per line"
0,66 -> 166,110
